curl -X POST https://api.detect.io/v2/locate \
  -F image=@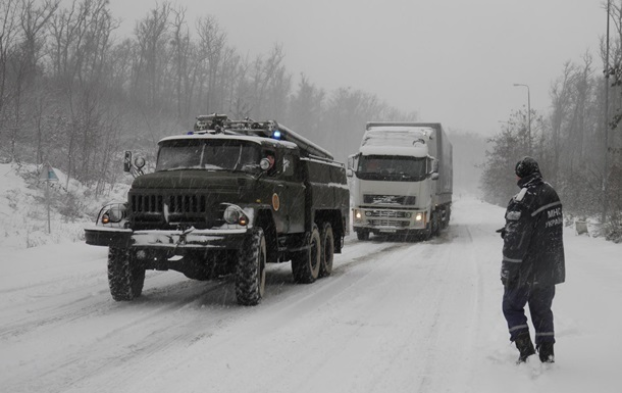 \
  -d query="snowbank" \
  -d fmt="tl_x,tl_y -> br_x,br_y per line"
0,163 -> 129,250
